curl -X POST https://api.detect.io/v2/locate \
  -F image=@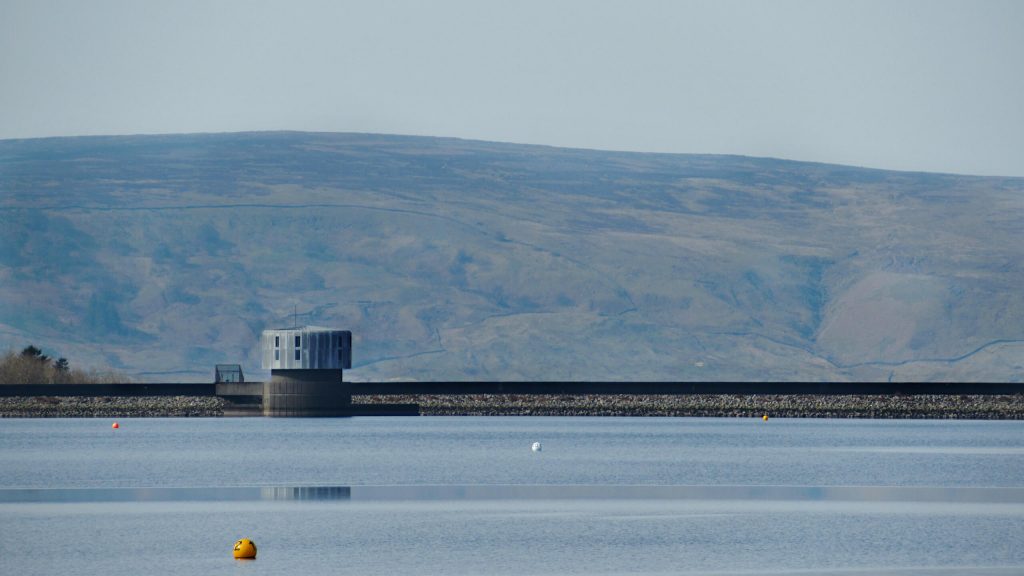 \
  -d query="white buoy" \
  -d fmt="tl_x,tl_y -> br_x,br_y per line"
531,442 -> 542,452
